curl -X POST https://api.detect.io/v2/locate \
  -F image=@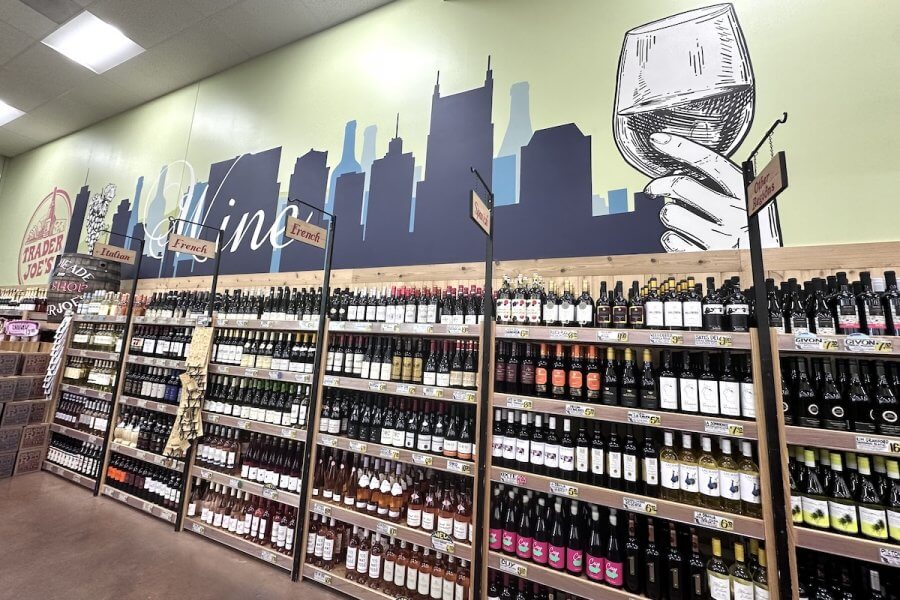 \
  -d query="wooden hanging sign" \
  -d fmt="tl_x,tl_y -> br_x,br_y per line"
92,243 -> 137,265
470,190 -> 491,234
167,233 -> 217,259
285,215 -> 326,249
